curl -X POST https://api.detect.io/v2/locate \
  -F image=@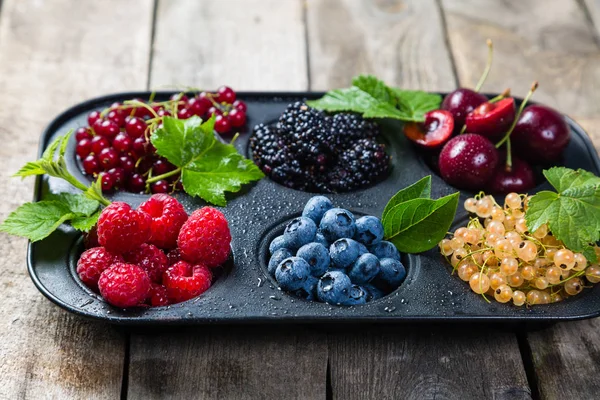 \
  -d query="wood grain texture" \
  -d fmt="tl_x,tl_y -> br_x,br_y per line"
128,327 -> 327,400
306,0 -> 457,91
528,319 -> 600,399
329,327 -> 531,400
0,0 -> 153,398
150,0 -> 308,90
441,0 -> 600,121
583,0 -> 600,35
